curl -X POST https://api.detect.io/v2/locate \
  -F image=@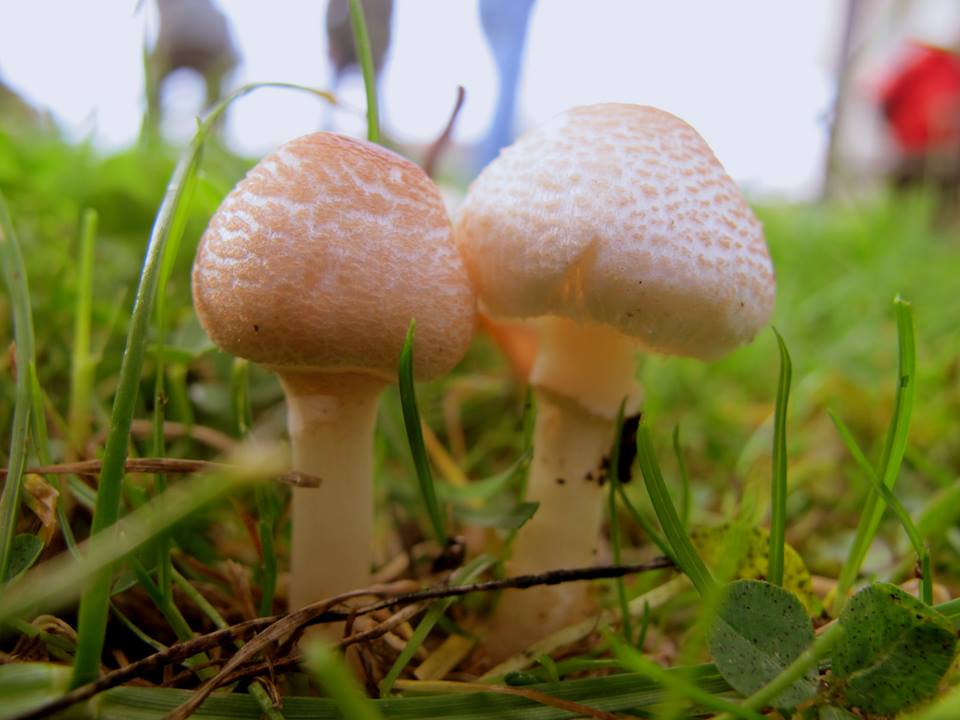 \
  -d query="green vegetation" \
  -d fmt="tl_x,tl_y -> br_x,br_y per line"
2,64 -> 960,720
